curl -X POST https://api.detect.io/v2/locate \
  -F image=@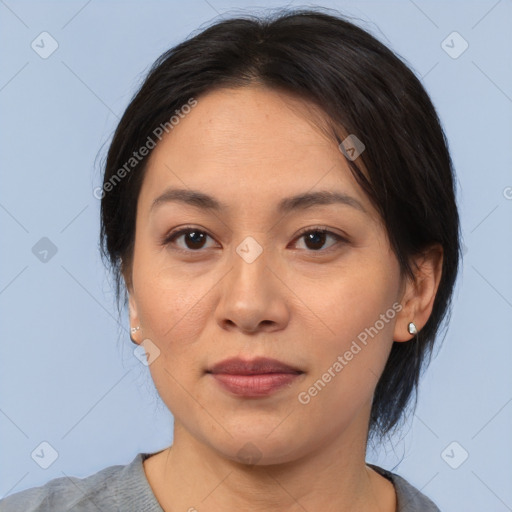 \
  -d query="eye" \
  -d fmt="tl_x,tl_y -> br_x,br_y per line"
291,227 -> 347,252
162,227 -> 218,252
